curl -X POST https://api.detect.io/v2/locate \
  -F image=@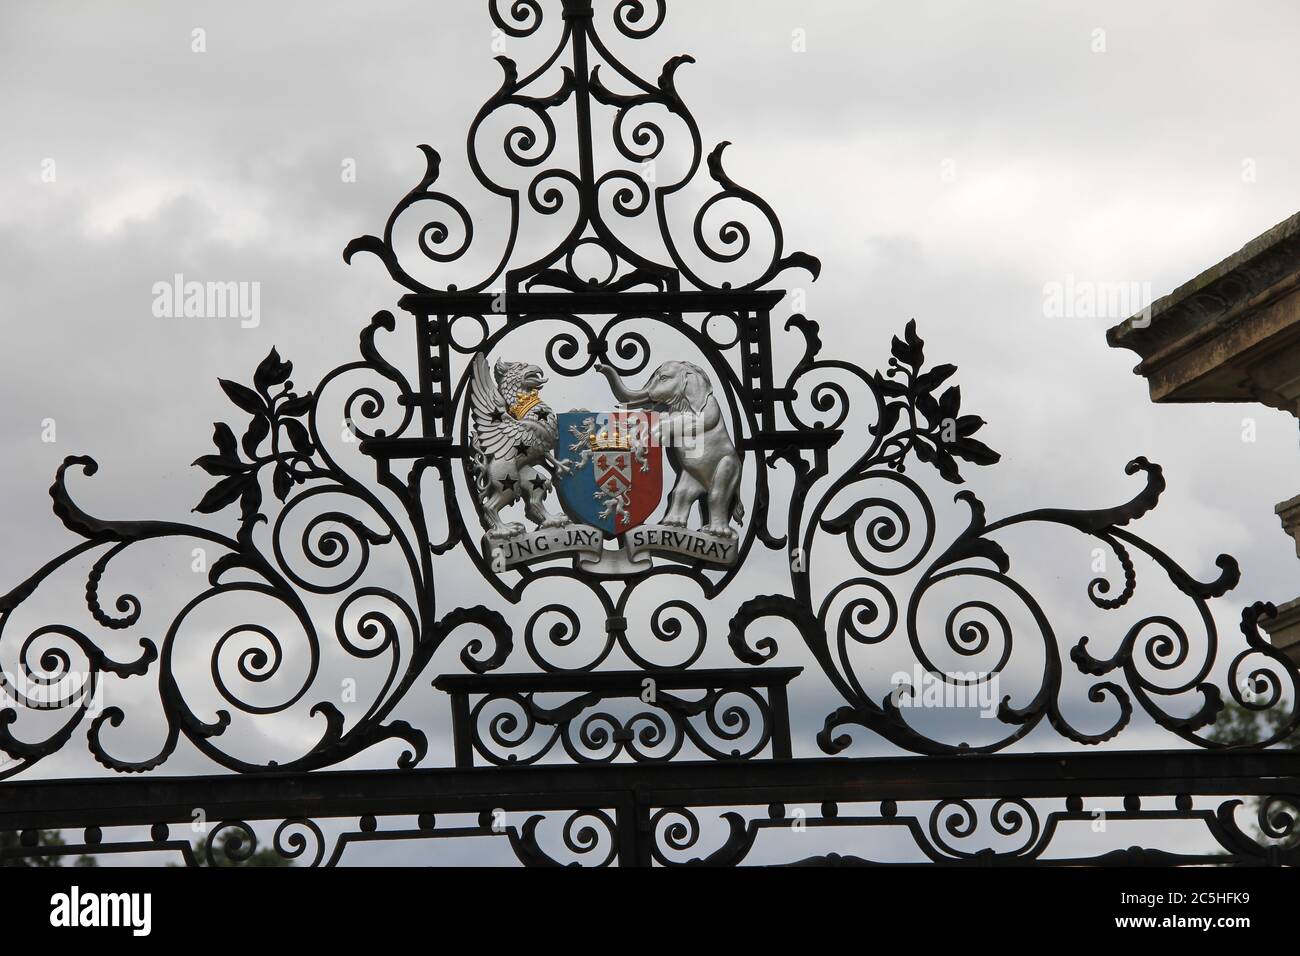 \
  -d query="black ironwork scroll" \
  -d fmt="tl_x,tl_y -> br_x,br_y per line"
0,0 -> 1296,866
